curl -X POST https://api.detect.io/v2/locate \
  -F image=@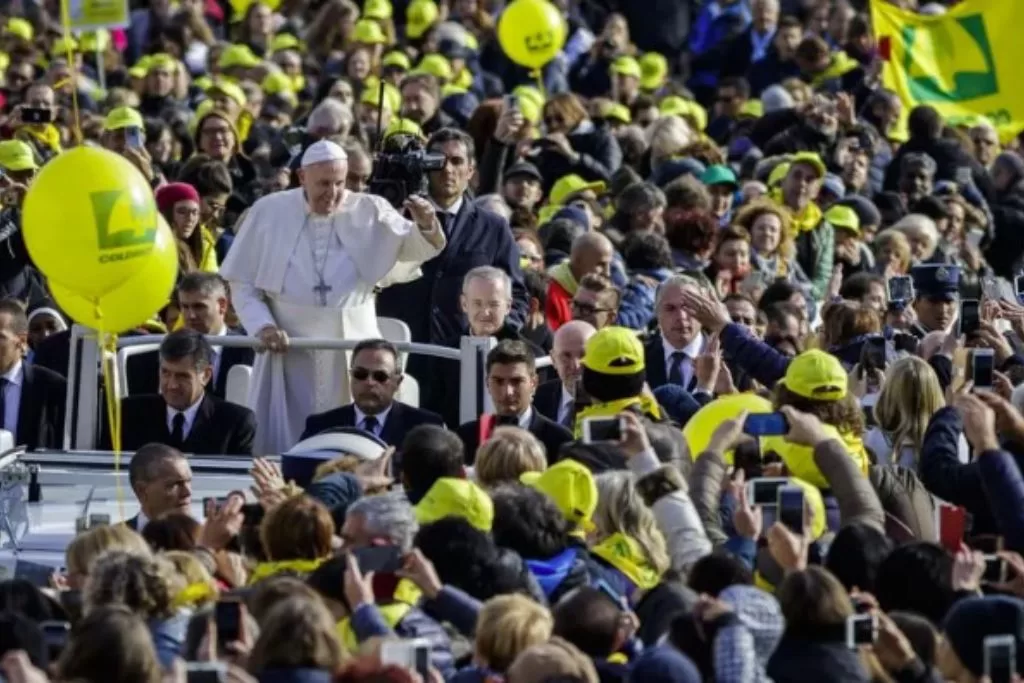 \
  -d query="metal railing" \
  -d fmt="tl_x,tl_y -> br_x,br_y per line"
65,325 -> 552,452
